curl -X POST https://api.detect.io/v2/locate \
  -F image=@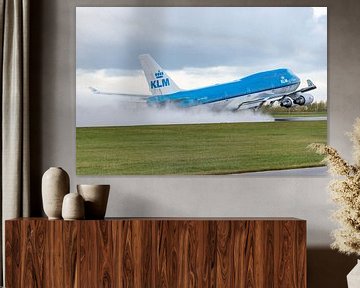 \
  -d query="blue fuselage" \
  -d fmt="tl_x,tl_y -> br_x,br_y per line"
146,68 -> 300,109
